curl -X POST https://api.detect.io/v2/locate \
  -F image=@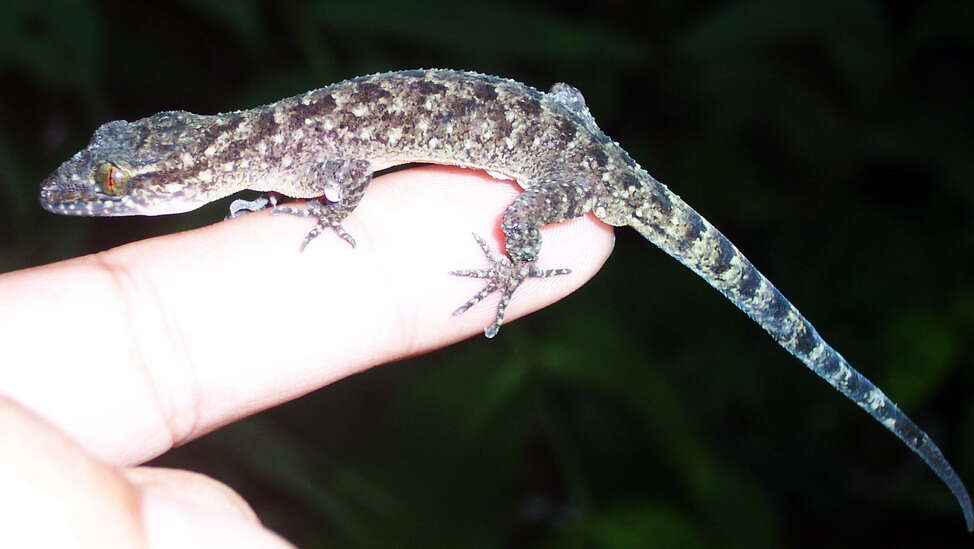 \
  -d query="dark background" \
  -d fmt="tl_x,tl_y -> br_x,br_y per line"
3,1 -> 973,547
